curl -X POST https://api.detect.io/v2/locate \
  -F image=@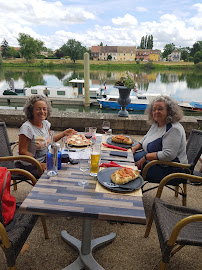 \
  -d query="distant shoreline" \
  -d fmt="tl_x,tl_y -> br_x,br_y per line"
1,59 -> 195,70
